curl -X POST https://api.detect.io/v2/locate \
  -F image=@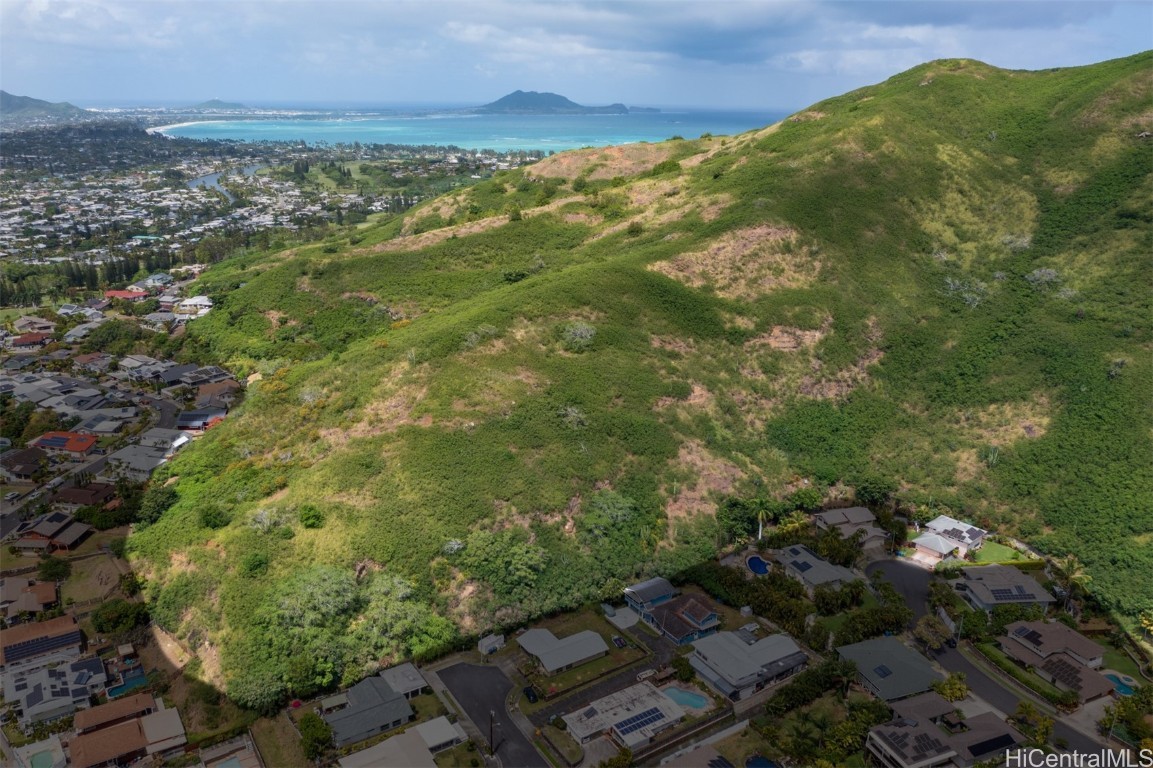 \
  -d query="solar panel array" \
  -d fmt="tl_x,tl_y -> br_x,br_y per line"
1043,658 -> 1083,689
792,560 -> 813,573
614,707 -> 664,736
874,665 -> 893,679
38,436 -> 71,448
991,585 -> 1034,602
968,733 -> 1017,757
